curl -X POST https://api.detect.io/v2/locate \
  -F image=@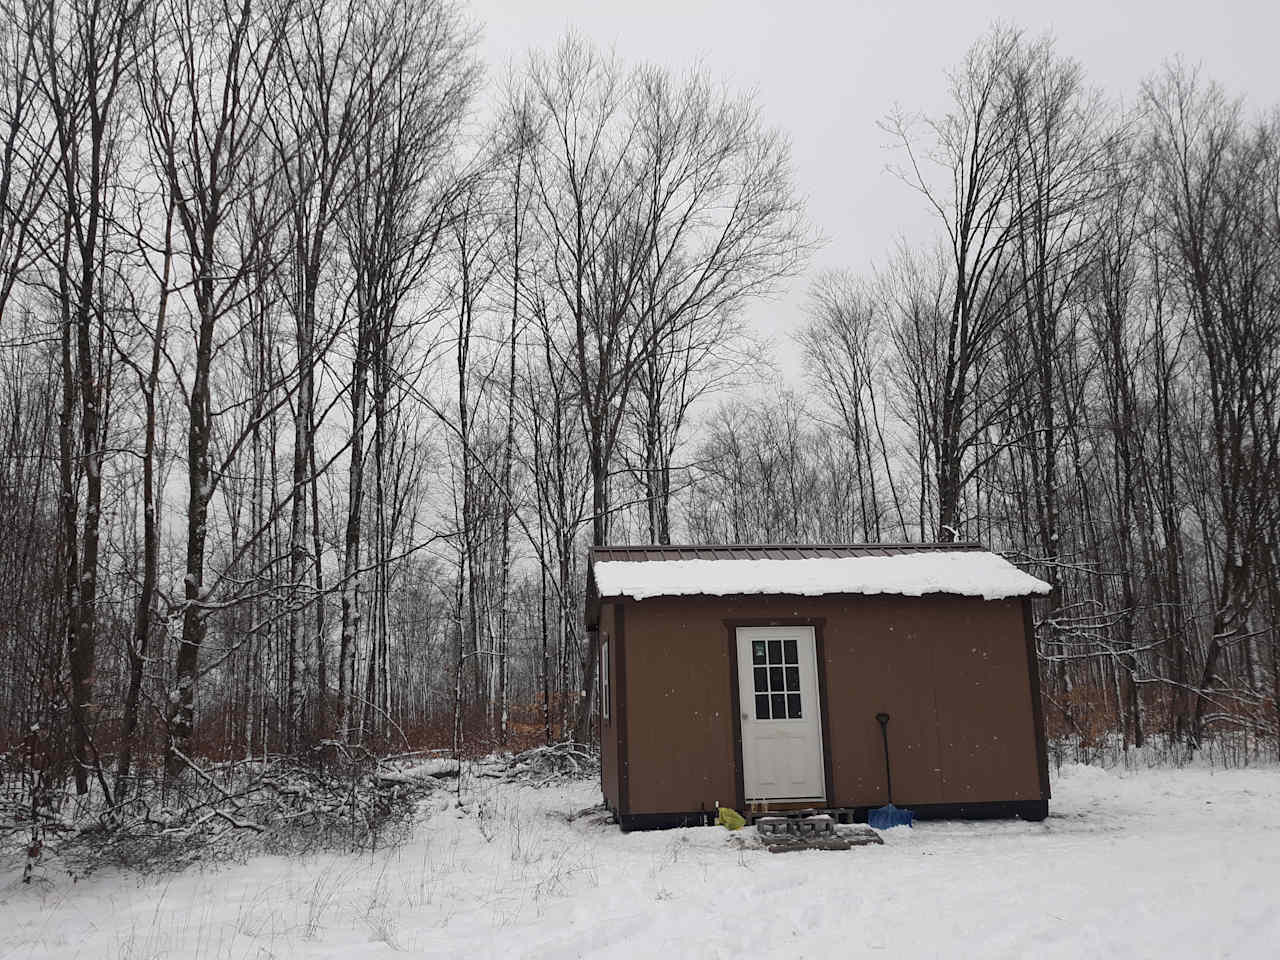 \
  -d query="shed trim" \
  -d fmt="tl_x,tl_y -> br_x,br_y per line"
1023,598 -> 1052,800
814,622 -> 836,808
618,799 -> 1047,831
616,600 -> 630,816
593,542 -> 989,562
725,623 -> 745,813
